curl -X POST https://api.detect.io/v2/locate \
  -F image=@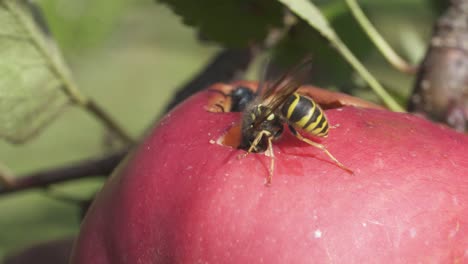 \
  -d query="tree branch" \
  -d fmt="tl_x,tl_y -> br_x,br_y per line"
0,150 -> 127,196
408,0 -> 468,132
